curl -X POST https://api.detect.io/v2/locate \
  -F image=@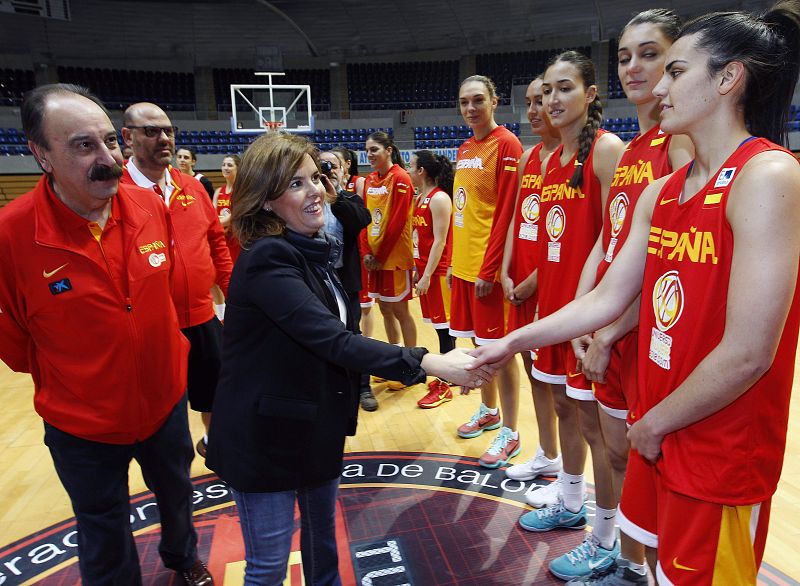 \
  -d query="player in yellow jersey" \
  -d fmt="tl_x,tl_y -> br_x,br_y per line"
450,75 -> 523,469
363,132 -> 417,382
